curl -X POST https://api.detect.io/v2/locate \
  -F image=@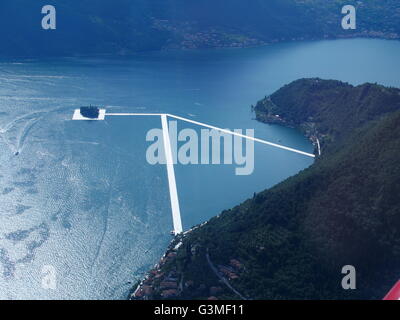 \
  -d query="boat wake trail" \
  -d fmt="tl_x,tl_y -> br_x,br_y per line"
0,106 -> 71,154
90,164 -> 120,273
